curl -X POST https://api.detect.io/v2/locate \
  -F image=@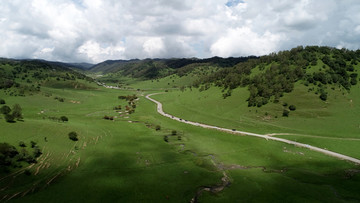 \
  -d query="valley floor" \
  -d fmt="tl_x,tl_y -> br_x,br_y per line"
1,85 -> 360,202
